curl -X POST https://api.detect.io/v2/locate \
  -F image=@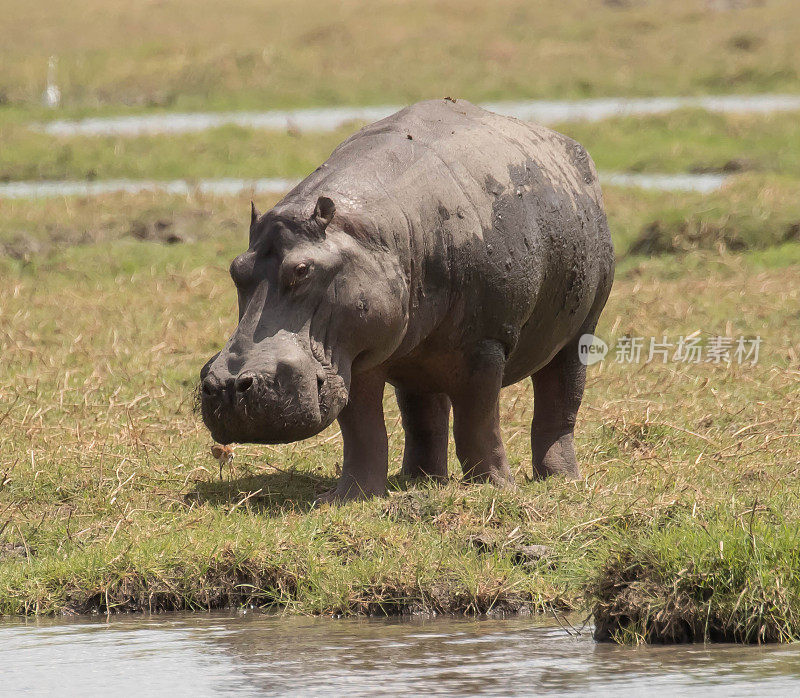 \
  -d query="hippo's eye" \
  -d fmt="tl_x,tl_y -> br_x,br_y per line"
291,262 -> 312,285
